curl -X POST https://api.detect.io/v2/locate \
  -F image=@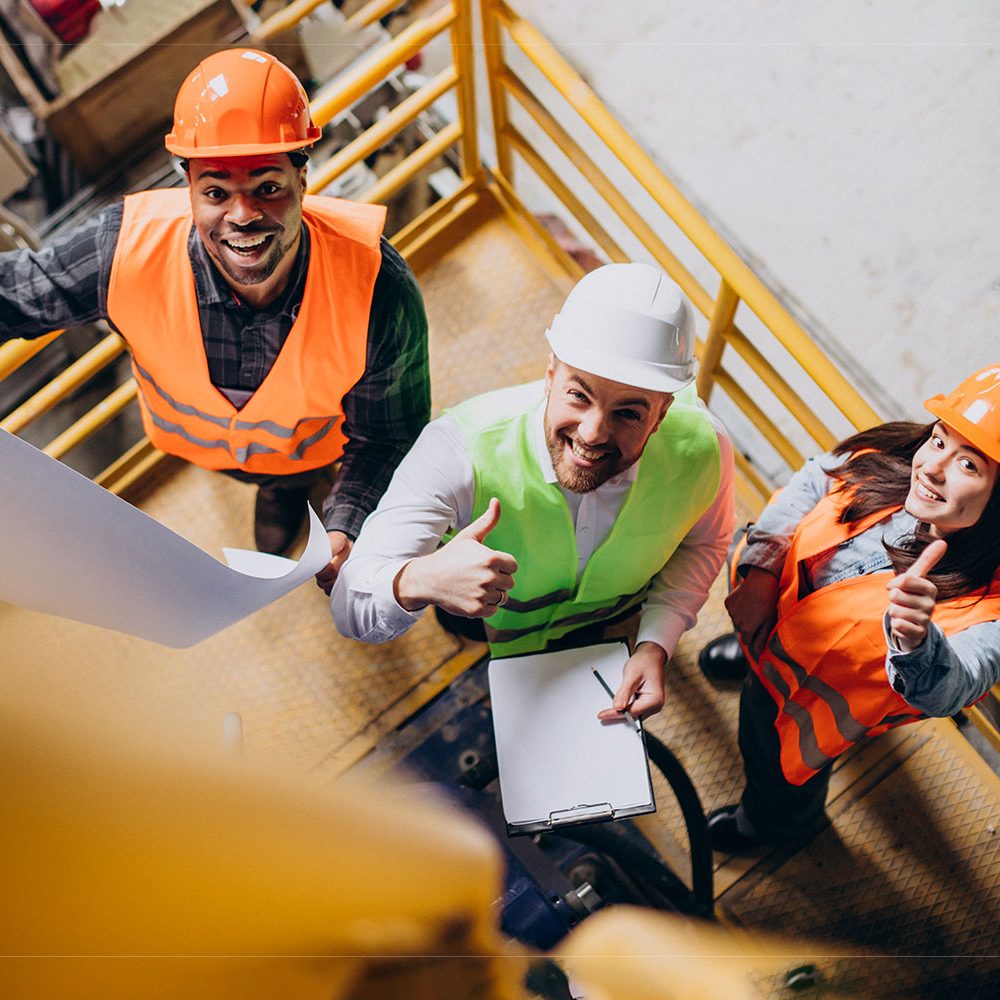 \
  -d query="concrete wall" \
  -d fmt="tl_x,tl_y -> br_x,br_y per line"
520,0 -> 999,422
